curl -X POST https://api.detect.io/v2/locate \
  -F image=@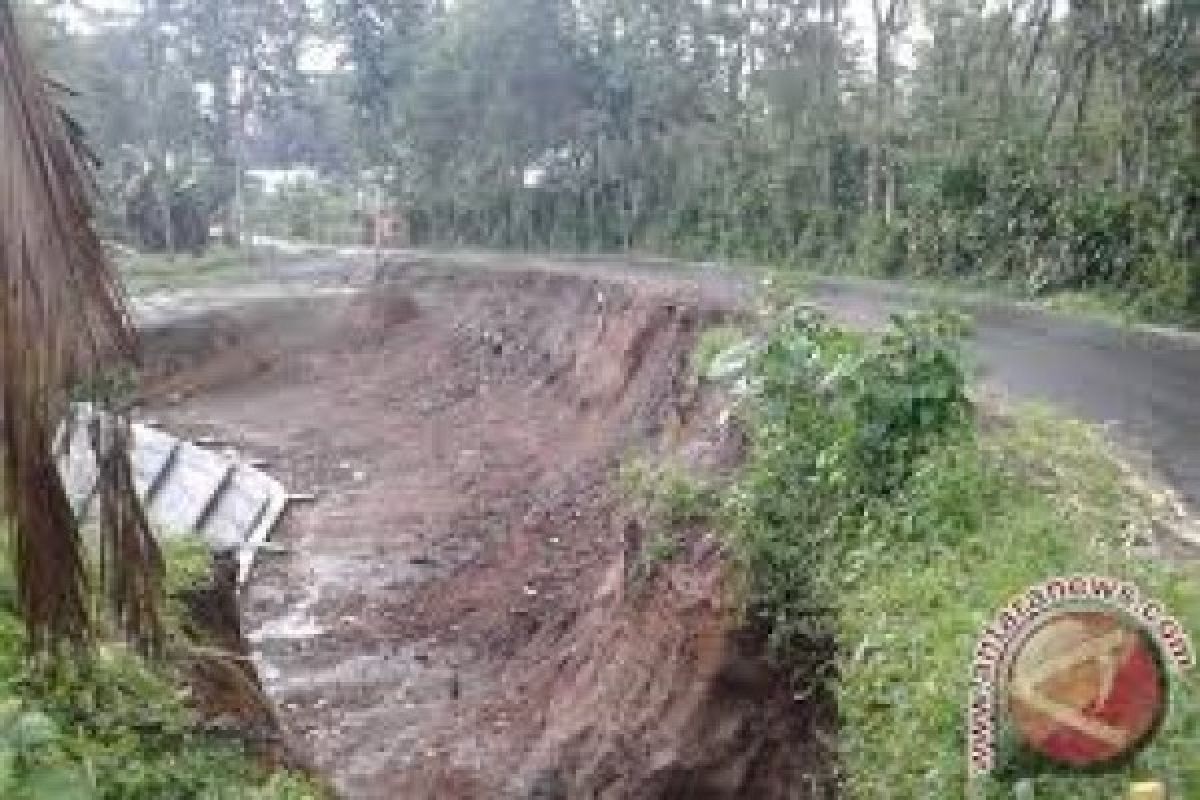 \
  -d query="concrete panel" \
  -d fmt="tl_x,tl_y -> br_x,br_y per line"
57,404 -> 288,586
